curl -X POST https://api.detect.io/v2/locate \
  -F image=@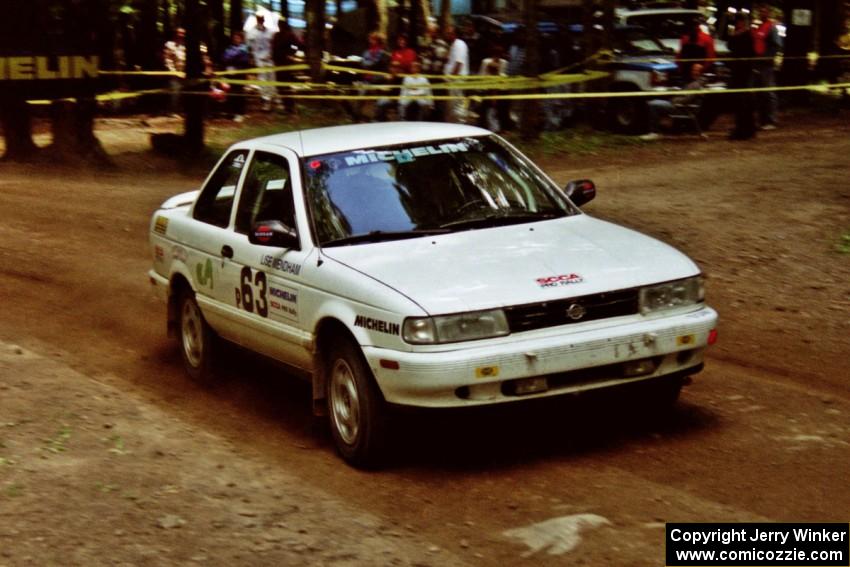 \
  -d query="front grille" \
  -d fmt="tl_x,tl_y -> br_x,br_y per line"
503,288 -> 639,333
